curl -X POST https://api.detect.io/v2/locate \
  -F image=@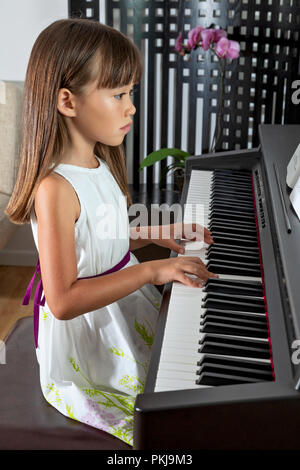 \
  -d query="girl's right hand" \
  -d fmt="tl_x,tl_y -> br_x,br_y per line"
146,256 -> 218,288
